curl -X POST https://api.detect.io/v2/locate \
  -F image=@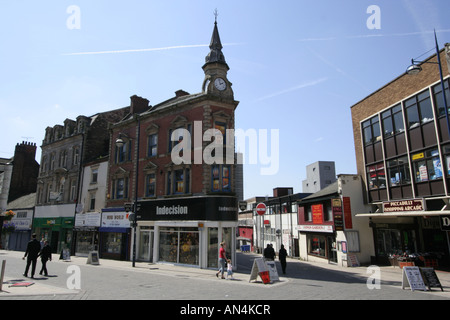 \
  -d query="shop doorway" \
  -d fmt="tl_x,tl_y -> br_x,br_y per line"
138,230 -> 153,262
50,231 -> 59,253
327,236 -> 337,263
